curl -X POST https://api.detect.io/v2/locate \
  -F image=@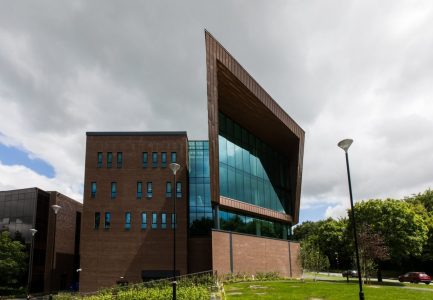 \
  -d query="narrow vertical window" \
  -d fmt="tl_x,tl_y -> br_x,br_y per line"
152,213 -> 157,229
165,182 -> 172,198
97,152 -> 103,168
152,152 -> 158,168
176,181 -> 182,198
91,182 -> 96,198
94,212 -> 100,229
143,152 -> 148,168
171,213 -> 176,229
125,212 -> 131,230
171,152 -> 177,163
111,182 -> 117,199
137,182 -> 142,199
104,212 -> 111,229
161,152 -> 167,168
107,152 -> 113,168
141,212 -> 147,230
117,152 -> 123,168
161,213 -> 167,229
147,182 -> 152,198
